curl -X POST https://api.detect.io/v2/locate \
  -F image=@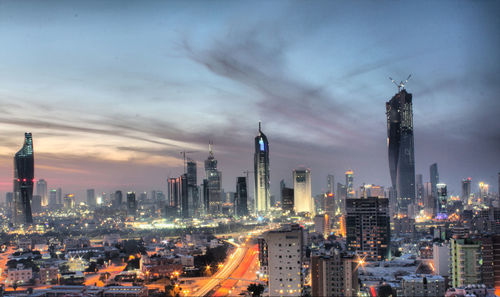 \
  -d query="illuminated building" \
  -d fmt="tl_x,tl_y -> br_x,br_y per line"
64,194 -> 75,209
186,160 -> 199,216
254,122 -> 270,214
86,189 -> 96,207
127,192 -> 137,216
479,182 -> 489,204
293,168 -> 312,214
359,184 -> 385,198
13,132 -> 34,225
205,142 -> 222,213
235,176 -> 248,217
436,183 -> 448,219
346,197 -> 390,261
264,224 -> 304,297
345,170 -> 354,198
416,174 -> 424,207
424,182 -> 435,217
386,89 -> 416,212
311,249 -> 358,297
336,183 -> 347,214
451,237 -> 482,287
327,174 -> 335,195
462,178 -> 472,204
49,189 -> 57,207
313,214 -> 330,238
36,178 -> 48,207
324,192 -> 335,218
167,175 -> 189,218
